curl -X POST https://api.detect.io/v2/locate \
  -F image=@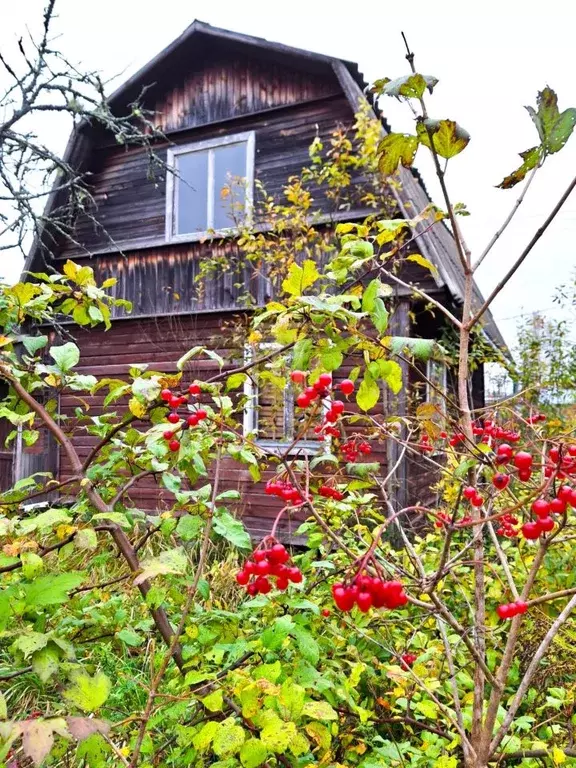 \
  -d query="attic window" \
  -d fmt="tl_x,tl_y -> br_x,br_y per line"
166,131 -> 255,241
